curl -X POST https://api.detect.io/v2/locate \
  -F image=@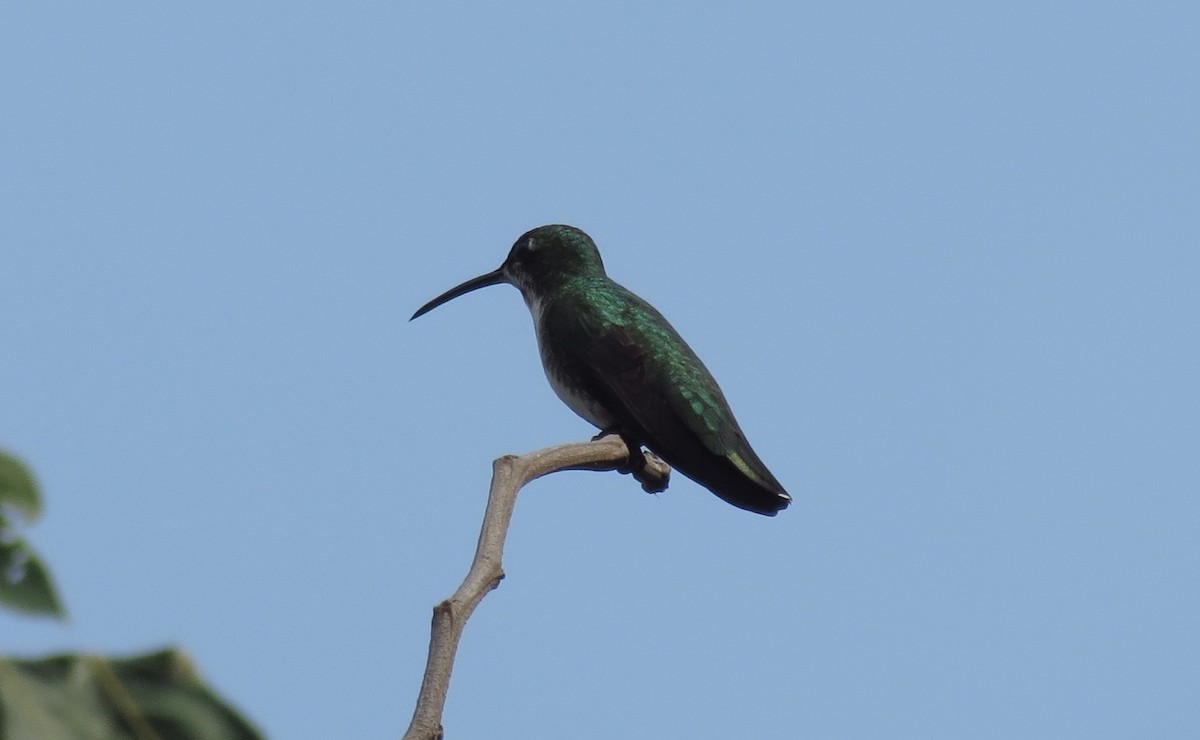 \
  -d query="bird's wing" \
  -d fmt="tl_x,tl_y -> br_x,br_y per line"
562,290 -> 784,494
